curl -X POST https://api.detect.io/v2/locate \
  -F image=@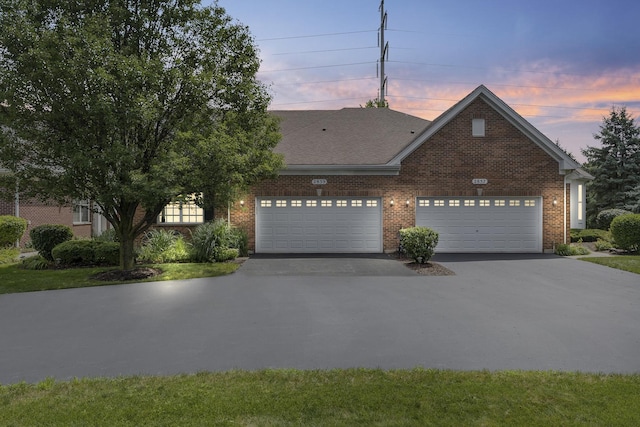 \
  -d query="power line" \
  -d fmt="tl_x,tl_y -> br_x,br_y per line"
260,61 -> 374,73
258,30 -> 375,42
272,46 -> 377,56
